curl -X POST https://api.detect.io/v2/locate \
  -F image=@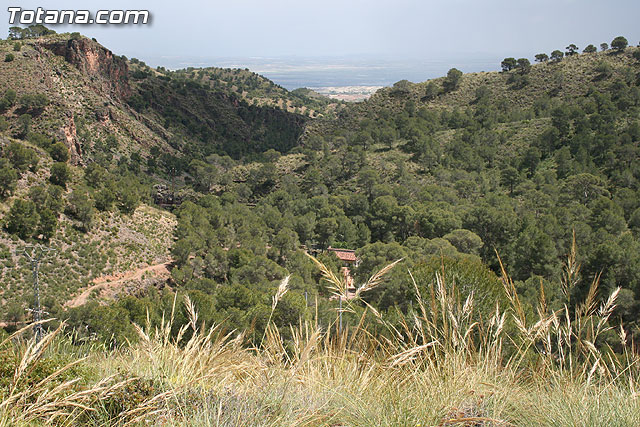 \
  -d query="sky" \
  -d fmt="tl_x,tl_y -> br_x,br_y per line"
2,0 -> 639,84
